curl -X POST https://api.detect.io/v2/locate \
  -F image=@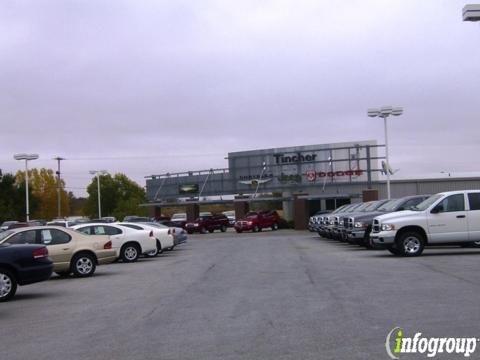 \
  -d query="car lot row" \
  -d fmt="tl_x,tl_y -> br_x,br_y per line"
309,189 -> 480,256
0,221 -> 187,302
